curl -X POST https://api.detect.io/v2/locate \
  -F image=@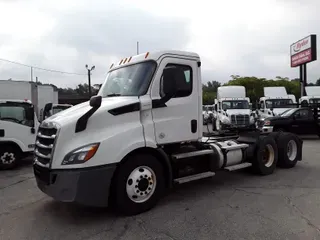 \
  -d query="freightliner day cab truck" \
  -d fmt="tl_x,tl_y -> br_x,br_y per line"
257,87 -> 296,121
33,50 -> 303,215
213,86 -> 255,132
